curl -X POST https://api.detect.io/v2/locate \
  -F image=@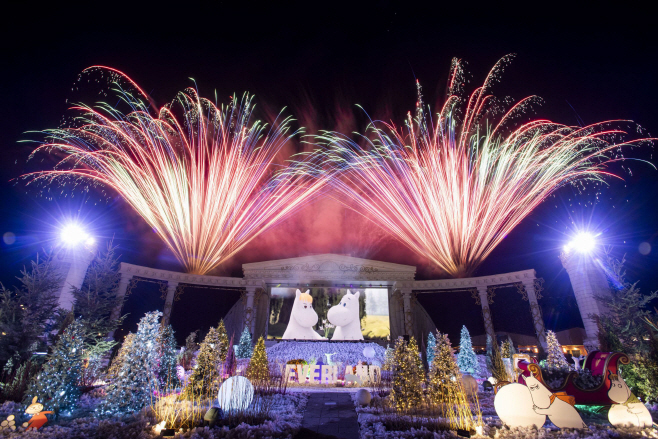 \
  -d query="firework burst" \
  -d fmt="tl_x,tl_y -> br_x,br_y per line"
313,55 -> 653,277
26,67 -> 326,274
